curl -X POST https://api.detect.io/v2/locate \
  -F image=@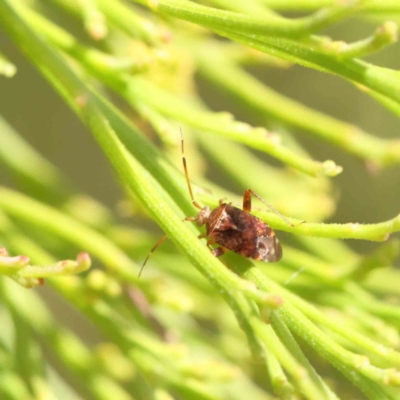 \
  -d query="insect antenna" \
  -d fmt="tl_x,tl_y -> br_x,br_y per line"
180,128 -> 203,210
250,190 -> 294,227
138,234 -> 168,277
139,129 -> 201,277
284,267 -> 306,286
